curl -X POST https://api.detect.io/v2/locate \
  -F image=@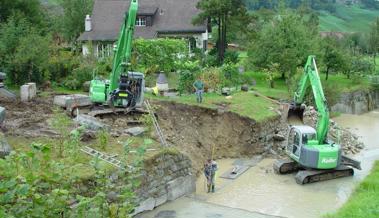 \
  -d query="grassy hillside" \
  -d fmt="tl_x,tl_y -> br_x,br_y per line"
319,4 -> 379,32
